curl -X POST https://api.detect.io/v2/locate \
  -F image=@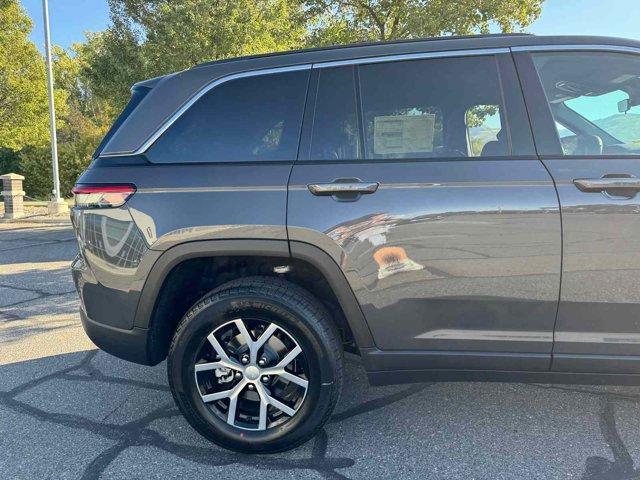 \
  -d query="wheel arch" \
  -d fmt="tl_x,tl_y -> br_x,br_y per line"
135,239 -> 375,365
